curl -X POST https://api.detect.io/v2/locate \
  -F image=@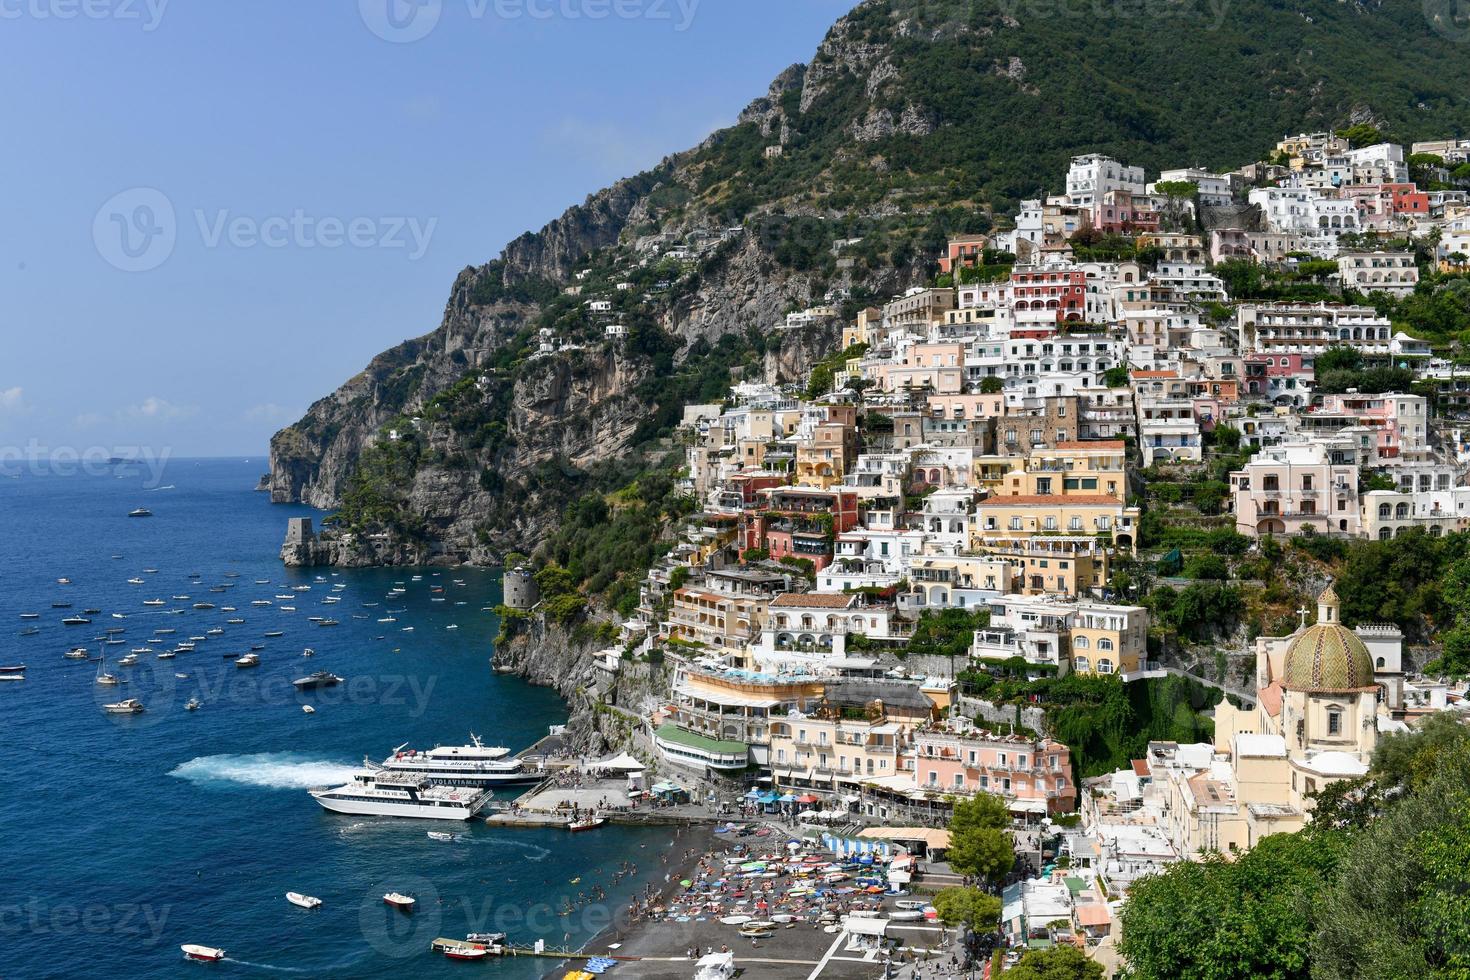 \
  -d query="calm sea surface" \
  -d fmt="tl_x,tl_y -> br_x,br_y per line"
0,458 -> 666,979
